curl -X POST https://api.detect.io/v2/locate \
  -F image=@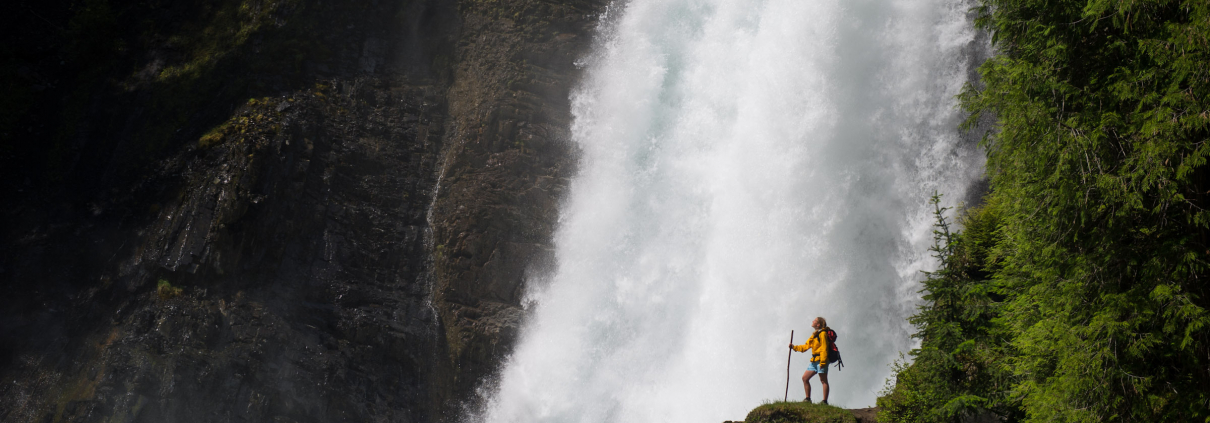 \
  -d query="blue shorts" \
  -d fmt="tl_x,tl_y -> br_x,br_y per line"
808,361 -> 829,374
